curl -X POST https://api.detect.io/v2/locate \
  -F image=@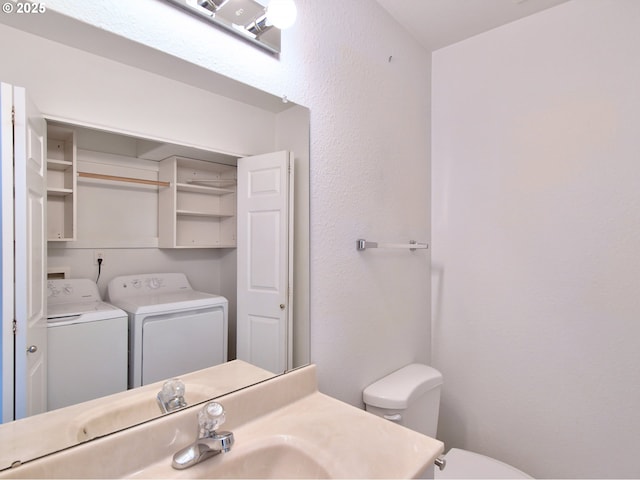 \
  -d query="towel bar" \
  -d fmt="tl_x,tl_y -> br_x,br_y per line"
356,239 -> 429,251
